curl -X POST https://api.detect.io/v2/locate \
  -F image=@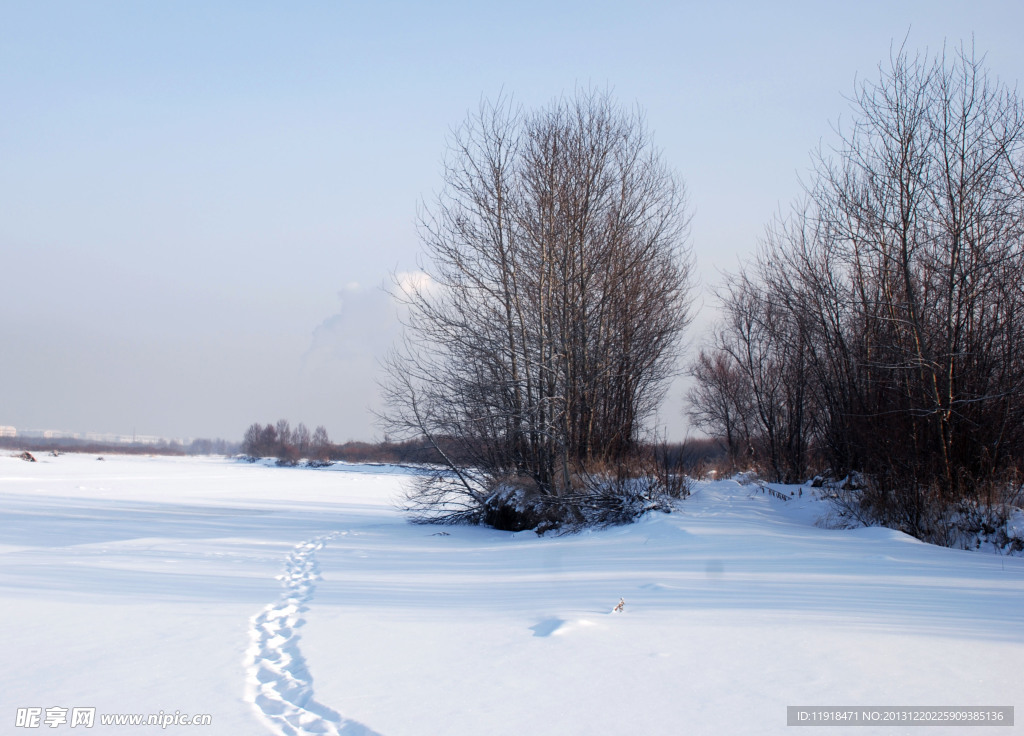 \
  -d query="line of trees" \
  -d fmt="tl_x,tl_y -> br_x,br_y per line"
382,89 -> 694,528
688,44 -> 1024,539
242,420 -> 331,463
